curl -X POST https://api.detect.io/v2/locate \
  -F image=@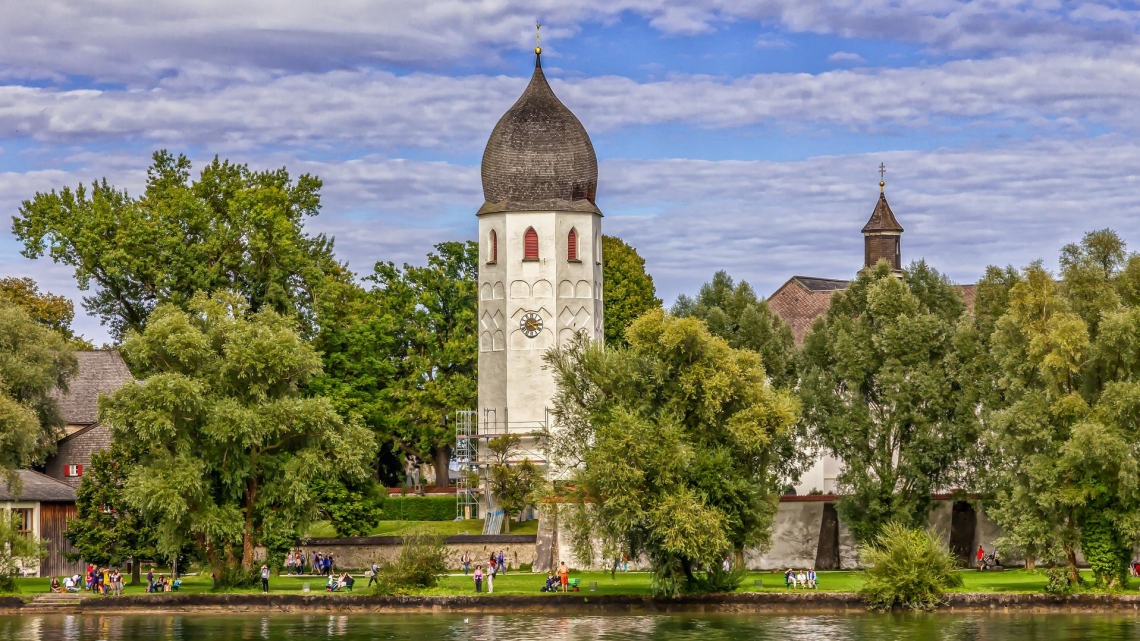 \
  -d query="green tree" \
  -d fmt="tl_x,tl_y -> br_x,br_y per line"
672,270 -> 796,387
0,512 -> 46,593
0,277 -> 90,346
313,241 -> 477,487
311,476 -> 386,537
983,230 -> 1140,587
13,150 -> 349,341
101,293 -> 376,584
486,434 -> 541,533
601,235 -> 661,347
0,297 -> 77,488
64,443 -> 159,584
544,310 -> 798,596
859,522 -> 963,611
799,260 -> 978,544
